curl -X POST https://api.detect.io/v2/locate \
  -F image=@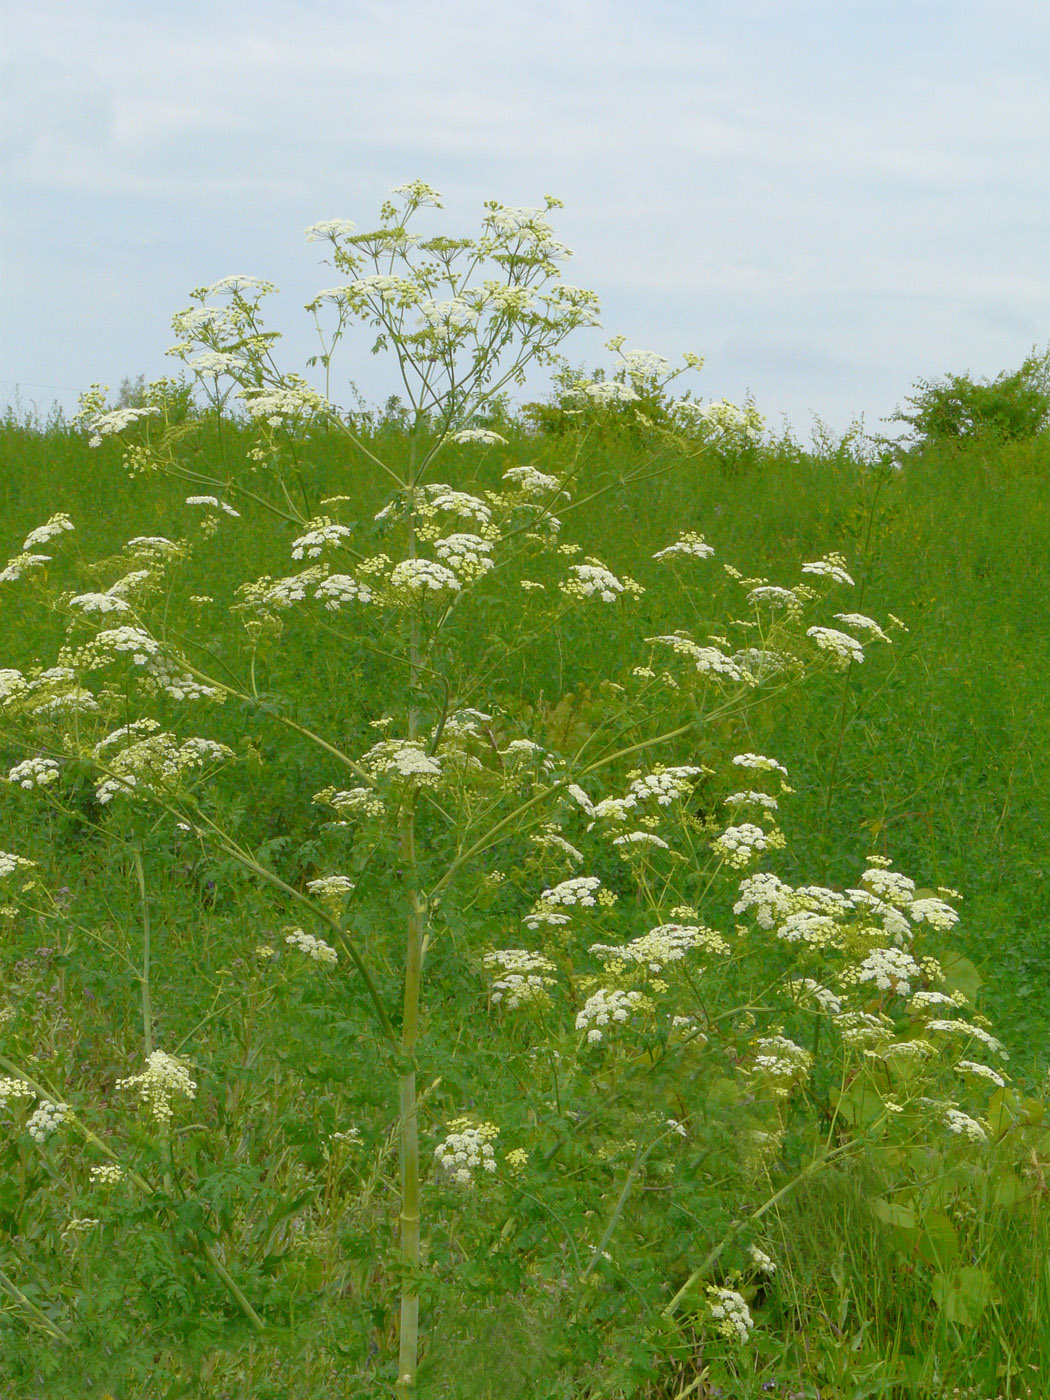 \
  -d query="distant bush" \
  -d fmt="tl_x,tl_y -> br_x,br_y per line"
888,347 -> 1050,453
